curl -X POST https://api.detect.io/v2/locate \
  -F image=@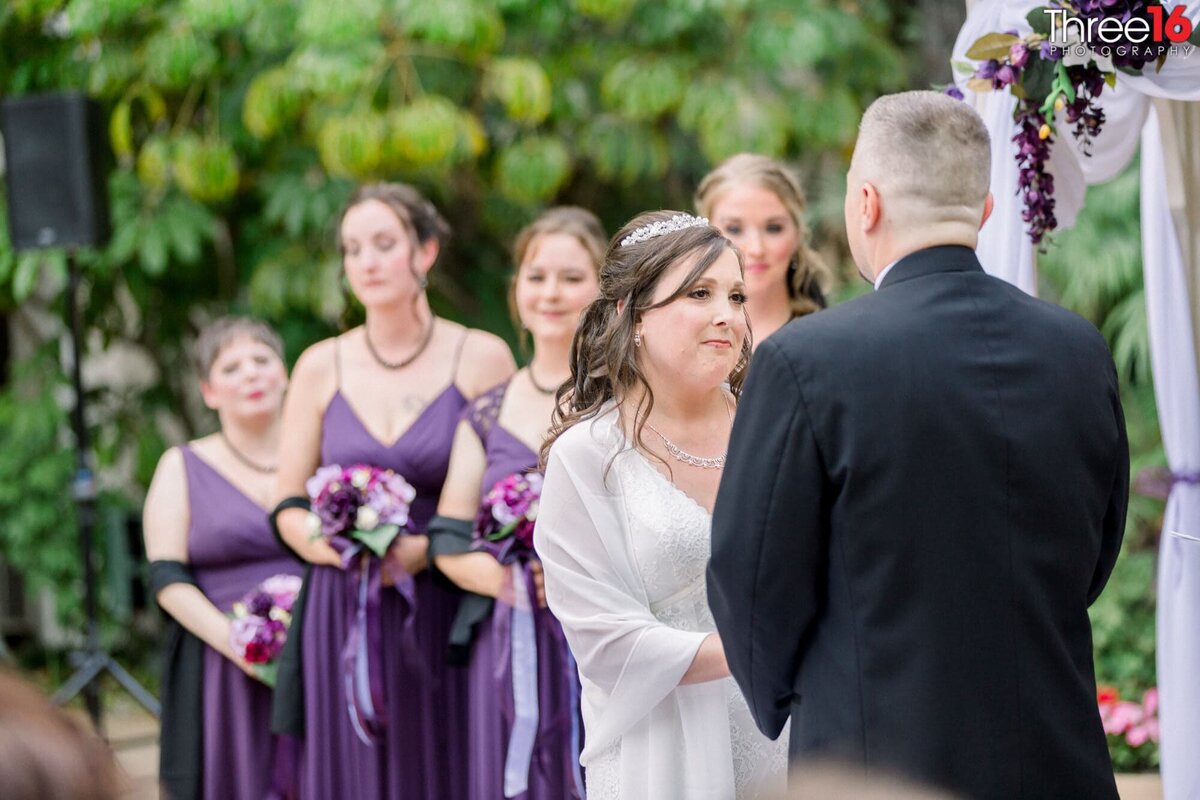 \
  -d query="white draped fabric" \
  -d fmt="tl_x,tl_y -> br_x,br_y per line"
535,407 -> 787,799
955,4 -> 1200,797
